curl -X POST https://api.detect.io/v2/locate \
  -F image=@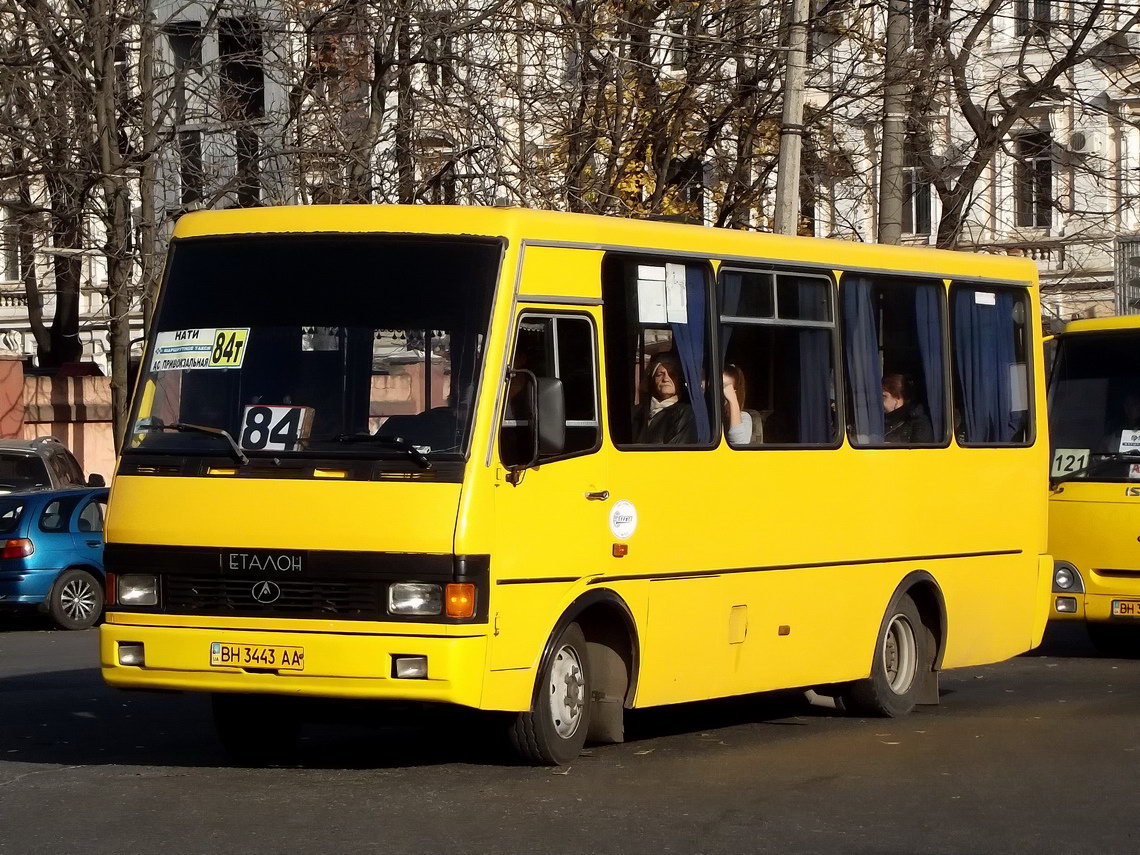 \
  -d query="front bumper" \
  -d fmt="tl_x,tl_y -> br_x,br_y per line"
101,618 -> 490,708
